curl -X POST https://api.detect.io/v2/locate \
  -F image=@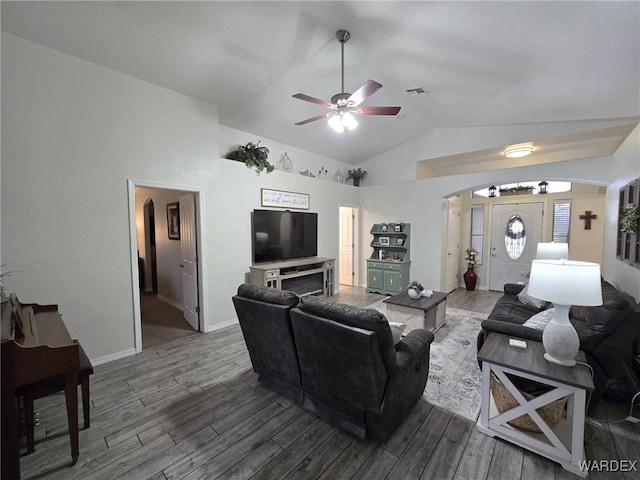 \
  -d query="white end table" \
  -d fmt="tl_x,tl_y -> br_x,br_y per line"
477,333 -> 594,477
